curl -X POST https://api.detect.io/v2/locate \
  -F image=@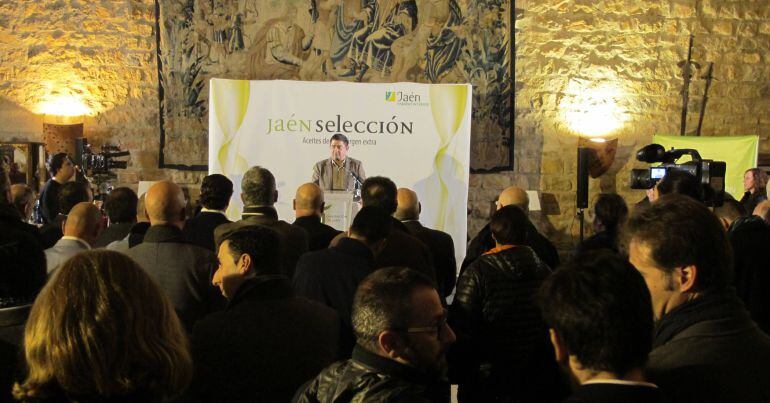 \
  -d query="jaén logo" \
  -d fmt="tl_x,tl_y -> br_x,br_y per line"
385,91 -> 396,102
